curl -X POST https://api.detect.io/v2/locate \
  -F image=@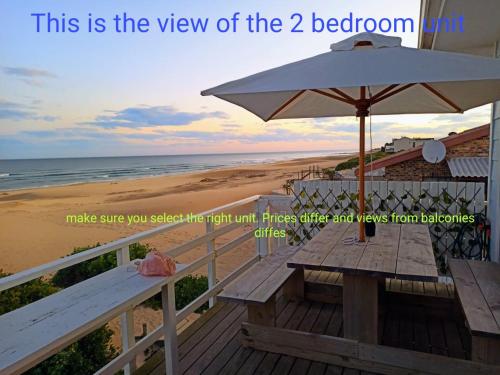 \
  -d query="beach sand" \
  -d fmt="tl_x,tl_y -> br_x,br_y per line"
0,154 -> 351,348
0,154 -> 351,273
